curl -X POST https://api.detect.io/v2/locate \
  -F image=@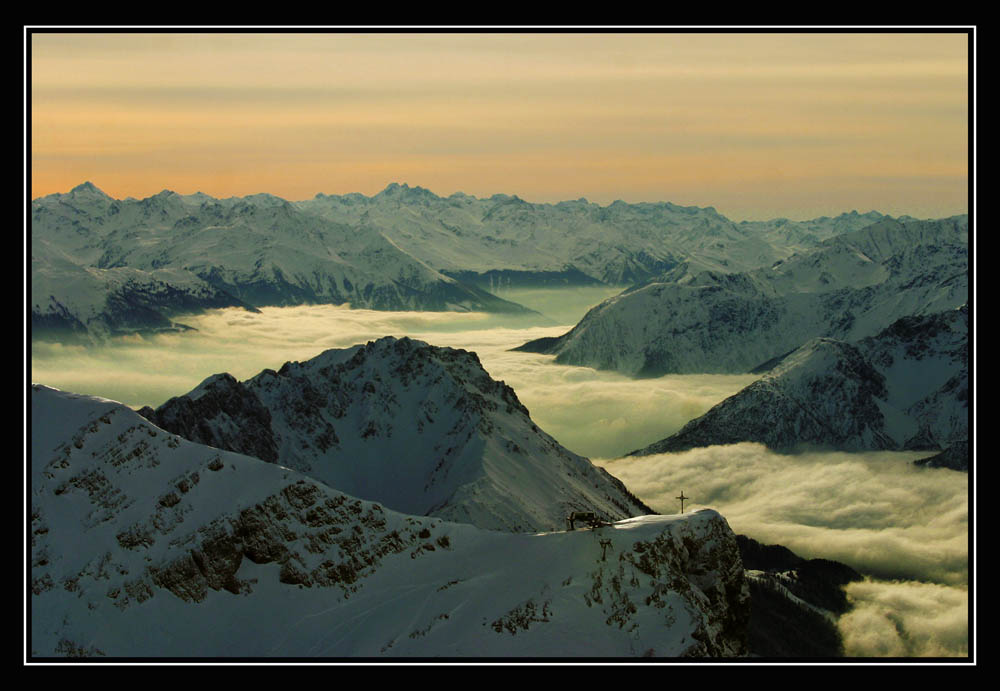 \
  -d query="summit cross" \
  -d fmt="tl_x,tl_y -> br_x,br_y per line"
677,491 -> 688,514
